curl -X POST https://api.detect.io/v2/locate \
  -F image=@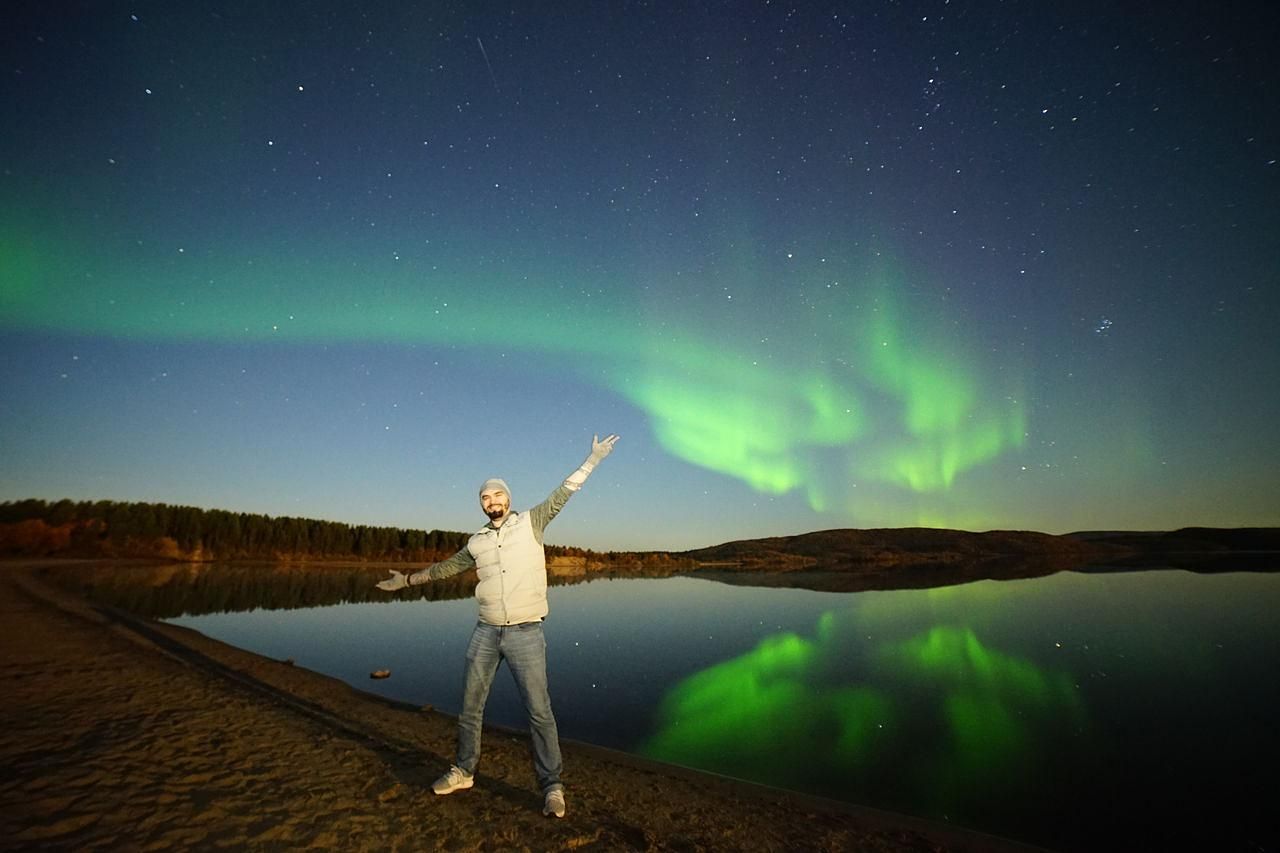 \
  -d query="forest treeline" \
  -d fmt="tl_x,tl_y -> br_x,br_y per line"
0,494 -> 691,573
0,498 -> 468,561
0,498 -> 630,564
